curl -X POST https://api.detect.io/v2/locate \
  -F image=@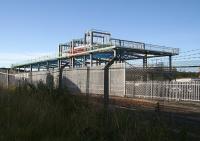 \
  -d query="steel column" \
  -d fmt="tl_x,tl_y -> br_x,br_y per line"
169,55 -> 172,72
30,65 -> 32,72
71,57 -> 74,68
38,64 -> 40,71
46,61 -> 49,70
143,53 -> 147,69
90,53 -> 93,67
104,57 -> 117,108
